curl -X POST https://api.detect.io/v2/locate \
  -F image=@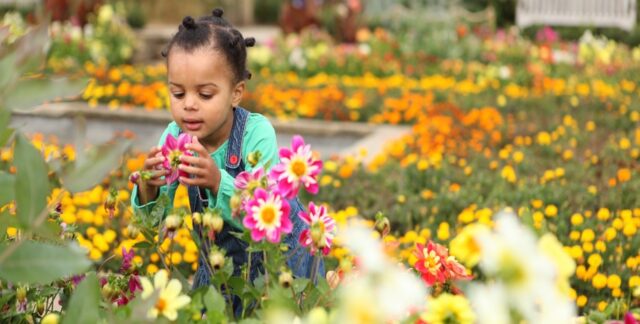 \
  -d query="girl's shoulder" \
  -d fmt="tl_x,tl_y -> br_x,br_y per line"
245,112 -> 275,134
